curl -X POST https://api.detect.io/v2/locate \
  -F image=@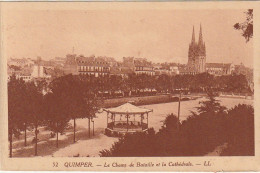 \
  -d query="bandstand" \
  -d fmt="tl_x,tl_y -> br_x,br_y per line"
104,103 -> 153,137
